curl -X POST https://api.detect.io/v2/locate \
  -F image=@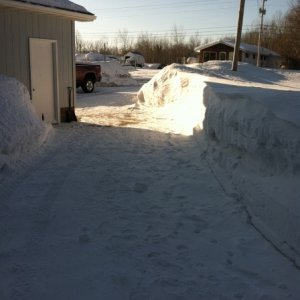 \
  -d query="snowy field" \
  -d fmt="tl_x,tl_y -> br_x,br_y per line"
1,62 -> 300,299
